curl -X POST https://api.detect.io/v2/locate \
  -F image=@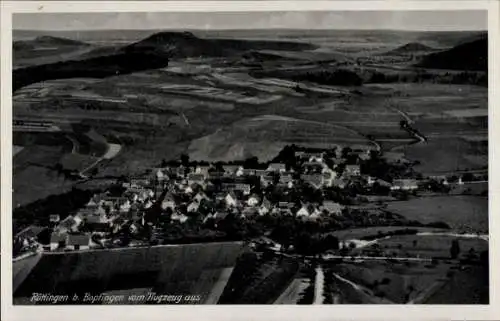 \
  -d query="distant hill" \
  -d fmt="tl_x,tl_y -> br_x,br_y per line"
13,35 -> 89,51
13,31 -> 317,91
123,31 -> 317,58
416,38 -> 487,71
385,42 -> 436,55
